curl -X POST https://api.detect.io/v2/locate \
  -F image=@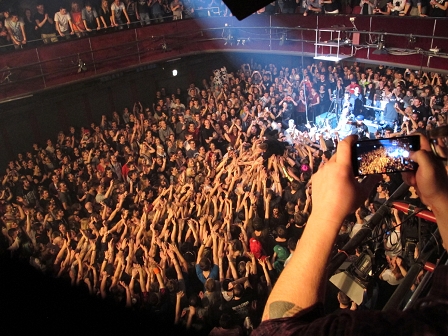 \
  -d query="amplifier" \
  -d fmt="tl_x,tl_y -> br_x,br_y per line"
316,112 -> 337,129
